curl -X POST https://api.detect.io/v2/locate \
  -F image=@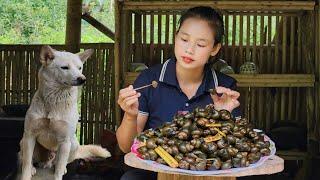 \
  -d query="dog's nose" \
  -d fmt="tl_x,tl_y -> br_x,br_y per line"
77,77 -> 86,85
